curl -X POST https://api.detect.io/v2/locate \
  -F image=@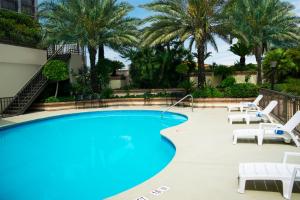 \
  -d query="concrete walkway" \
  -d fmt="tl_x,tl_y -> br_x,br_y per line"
1,106 -> 299,200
